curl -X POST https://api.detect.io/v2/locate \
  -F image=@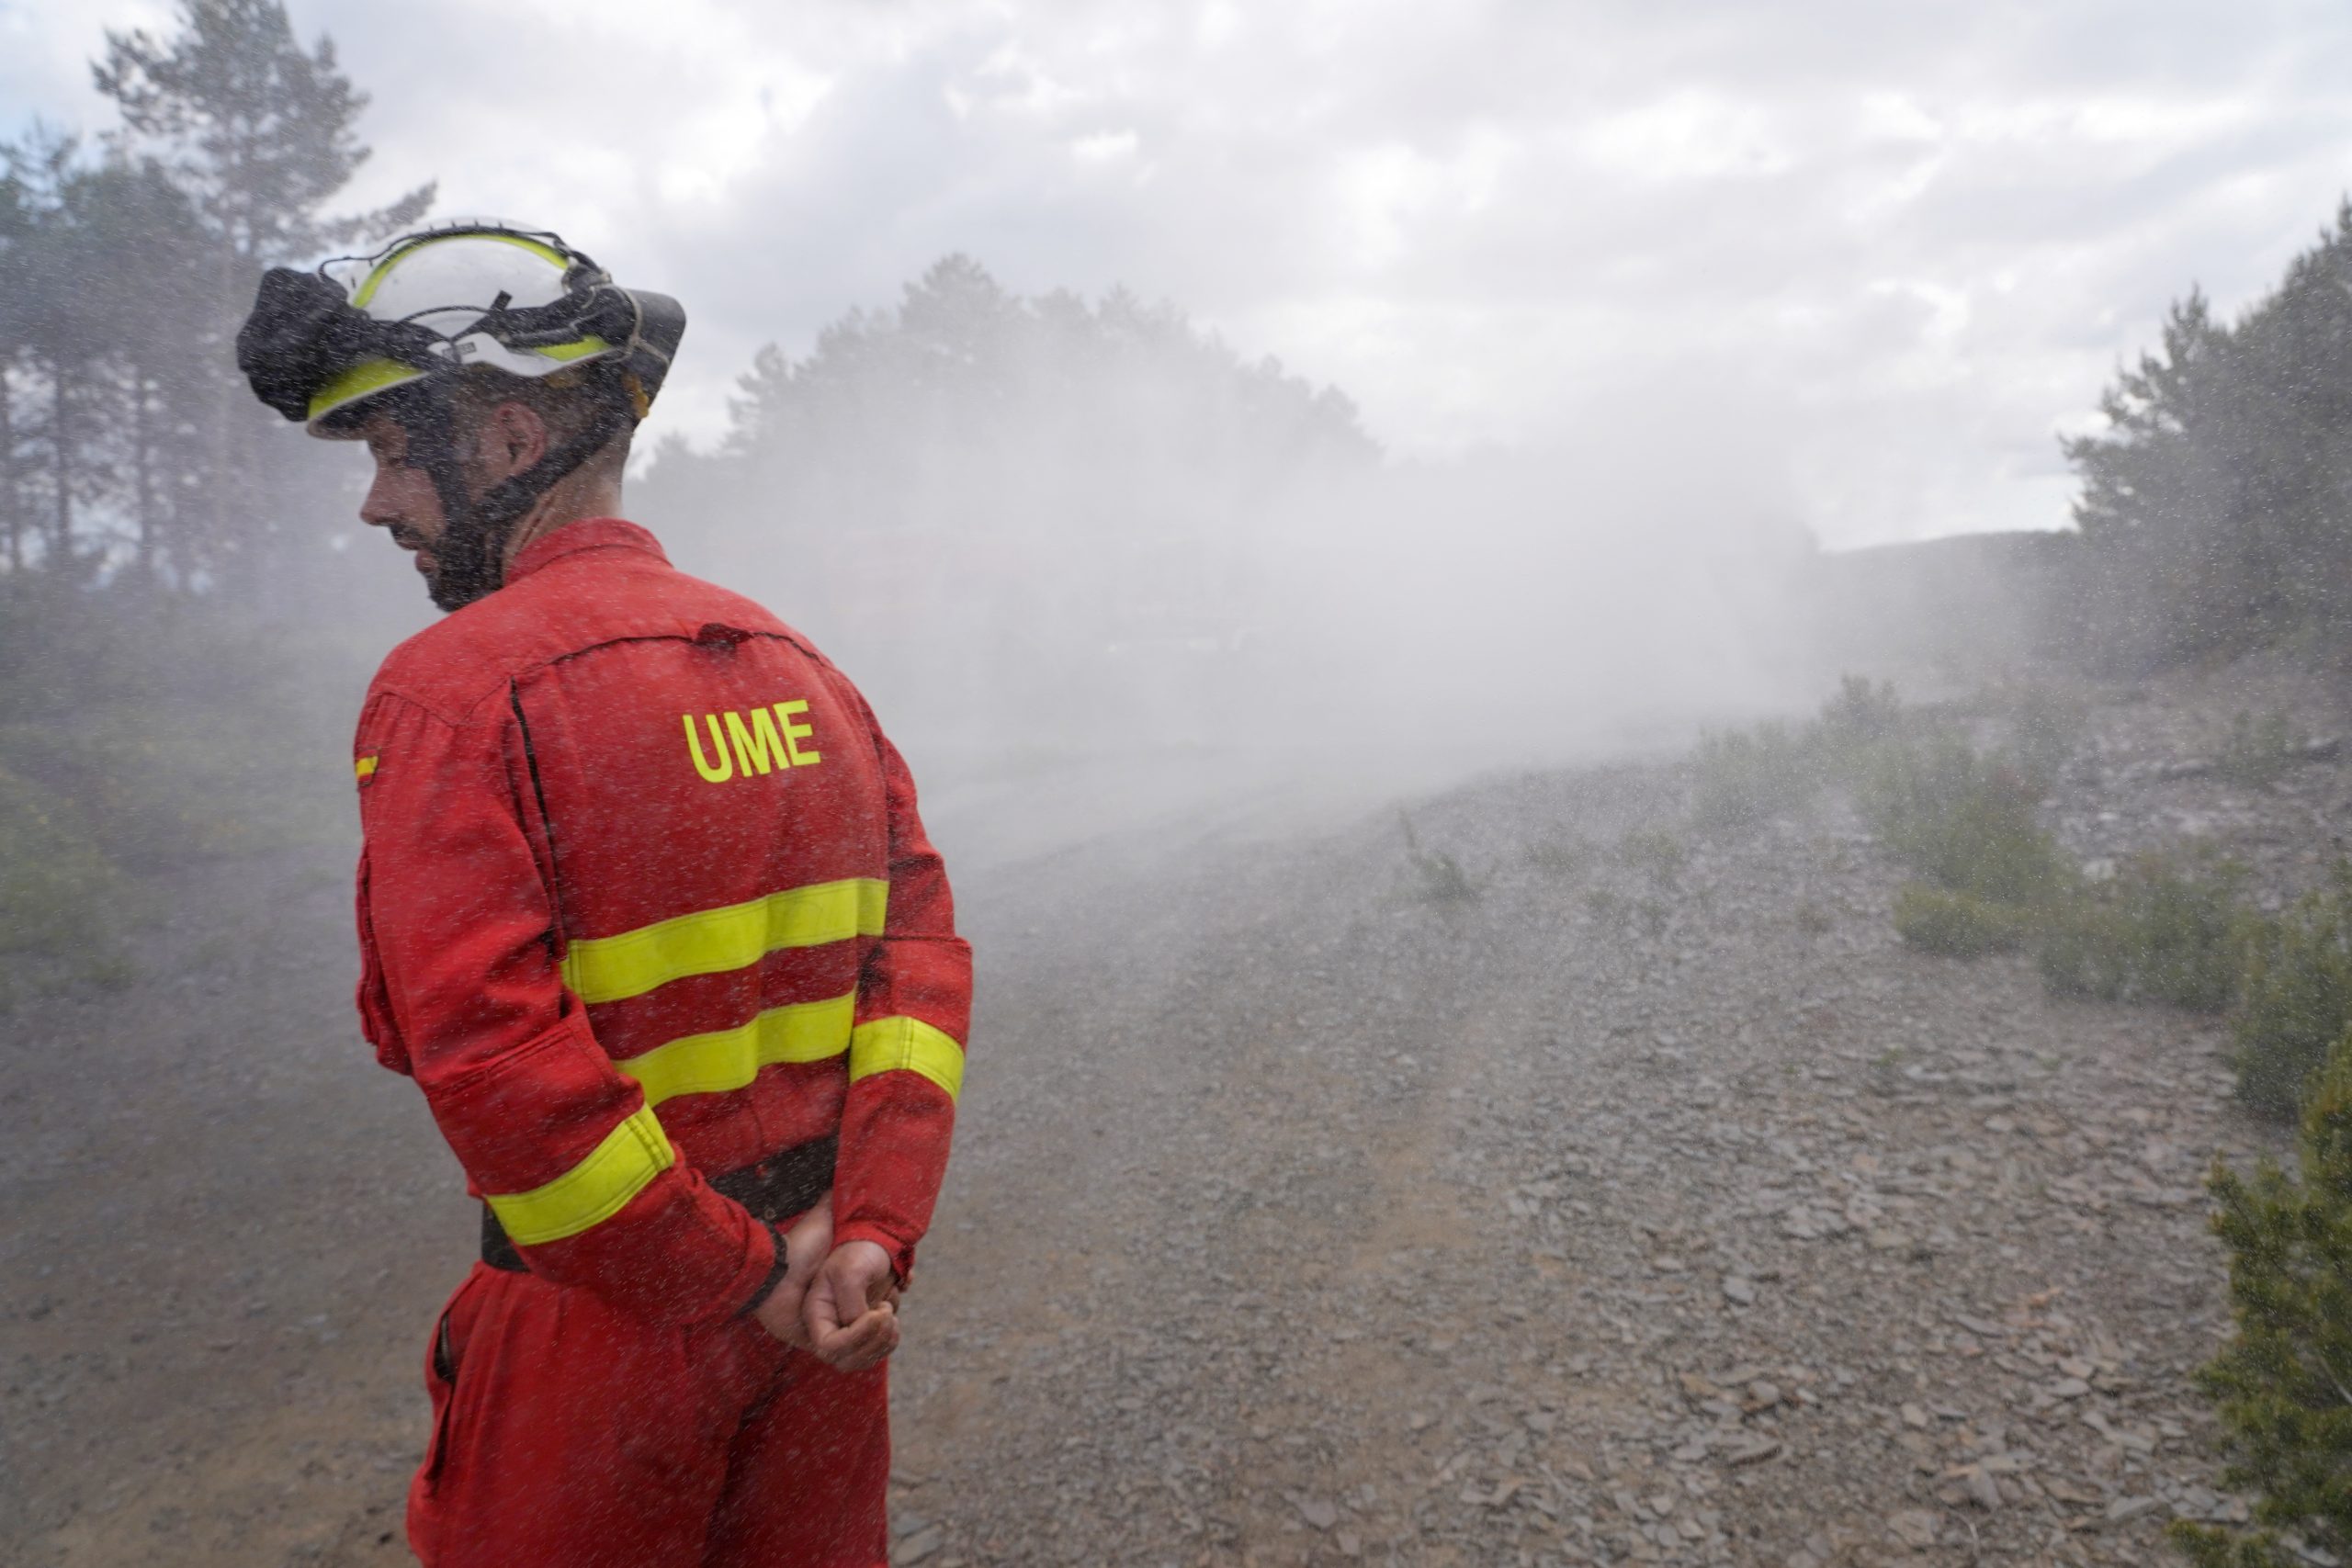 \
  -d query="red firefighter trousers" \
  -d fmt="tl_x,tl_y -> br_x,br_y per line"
409,1263 -> 888,1567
